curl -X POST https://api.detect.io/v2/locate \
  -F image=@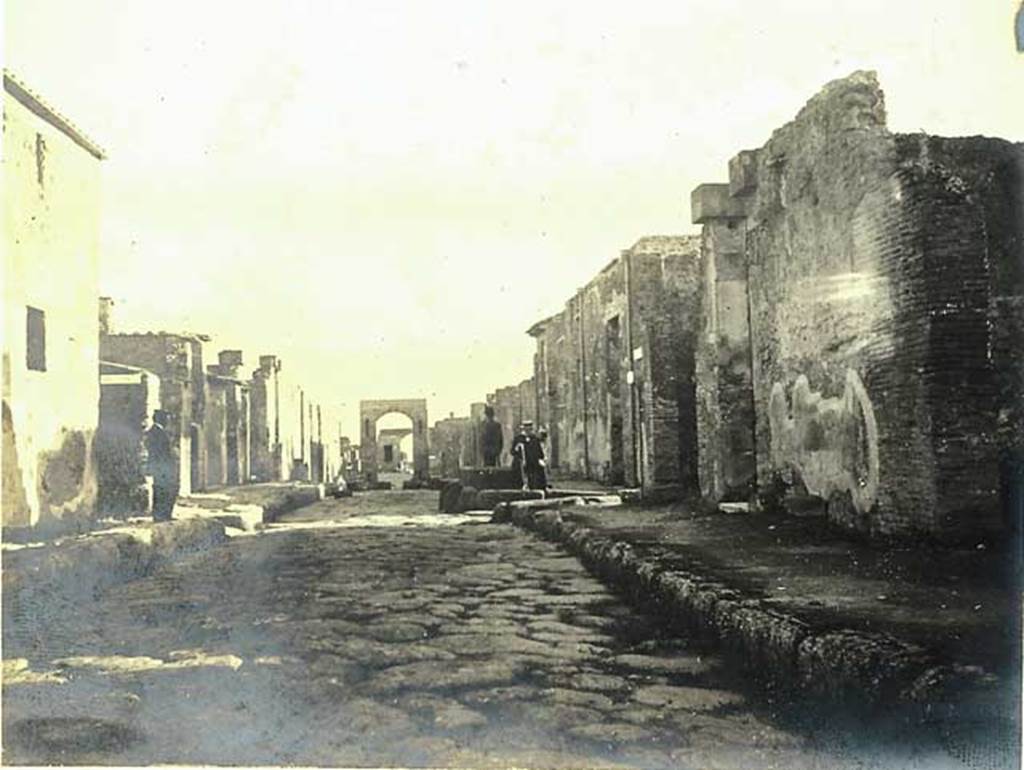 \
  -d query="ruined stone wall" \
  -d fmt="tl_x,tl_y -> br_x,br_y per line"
100,333 -> 199,494
278,377 -> 302,477
249,356 -> 284,483
249,369 -> 273,482
96,368 -> 161,516
643,239 -> 702,491
576,260 -> 628,482
2,85 -> 101,528
732,70 -> 1023,538
617,241 -> 702,493
892,134 -> 1024,533
204,381 -> 228,487
526,238 -> 701,491
488,384 -> 523,467
530,313 -> 571,473
431,418 -> 470,477
693,194 -> 757,503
